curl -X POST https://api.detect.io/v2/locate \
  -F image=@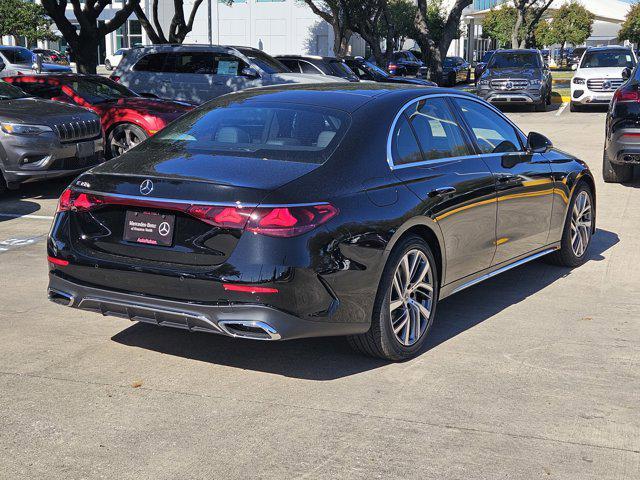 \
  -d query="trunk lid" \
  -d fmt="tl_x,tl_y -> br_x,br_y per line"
69,148 -> 320,267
